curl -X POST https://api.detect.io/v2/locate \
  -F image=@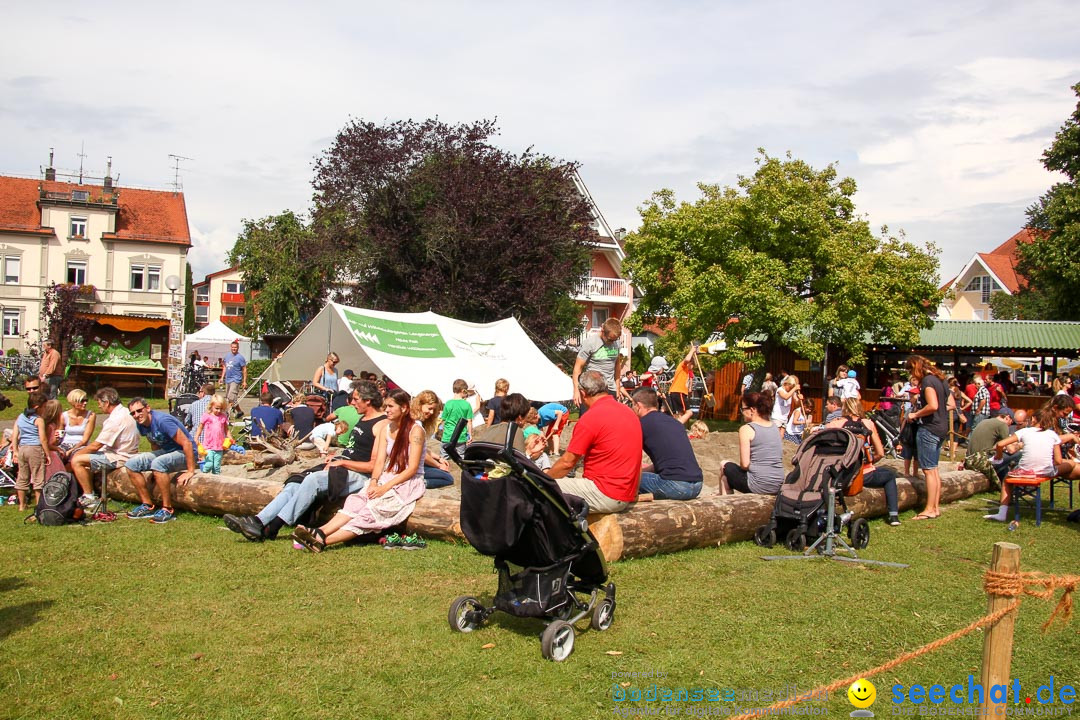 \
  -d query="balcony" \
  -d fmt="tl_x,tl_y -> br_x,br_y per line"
220,292 -> 245,304
572,276 -> 631,303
